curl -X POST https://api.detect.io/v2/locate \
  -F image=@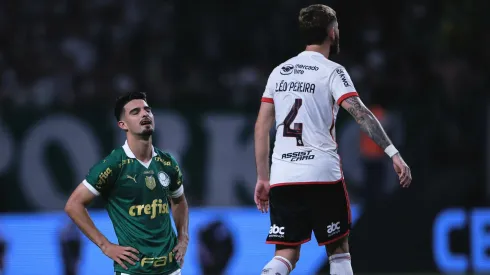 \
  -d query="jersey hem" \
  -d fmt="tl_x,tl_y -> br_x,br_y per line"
270,179 -> 343,188
82,180 -> 100,196
337,92 -> 358,105
114,267 -> 180,275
